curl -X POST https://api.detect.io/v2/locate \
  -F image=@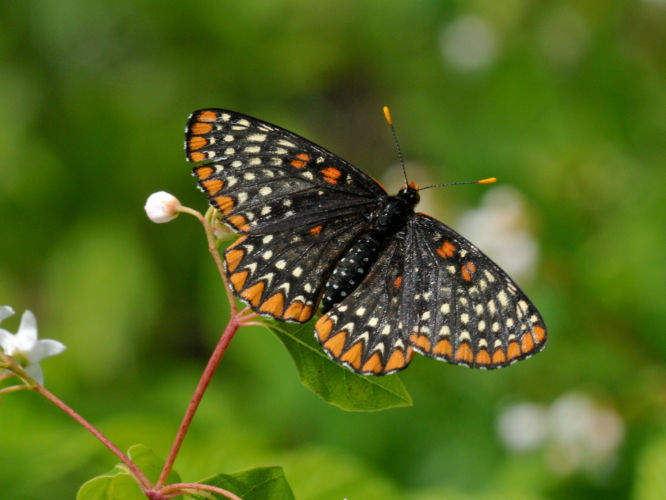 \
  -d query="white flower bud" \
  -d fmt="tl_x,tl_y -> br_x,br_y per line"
144,191 -> 182,223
